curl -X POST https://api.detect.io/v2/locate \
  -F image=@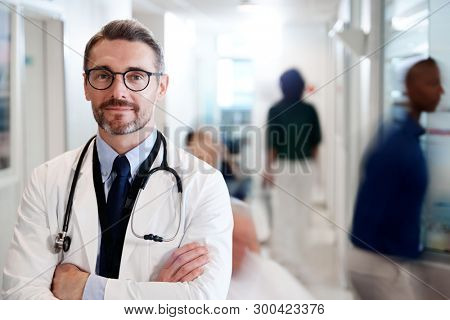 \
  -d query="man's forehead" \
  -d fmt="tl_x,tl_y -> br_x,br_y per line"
407,64 -> 440,86
88,39 -> 157,70
410,63 -> 438,77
